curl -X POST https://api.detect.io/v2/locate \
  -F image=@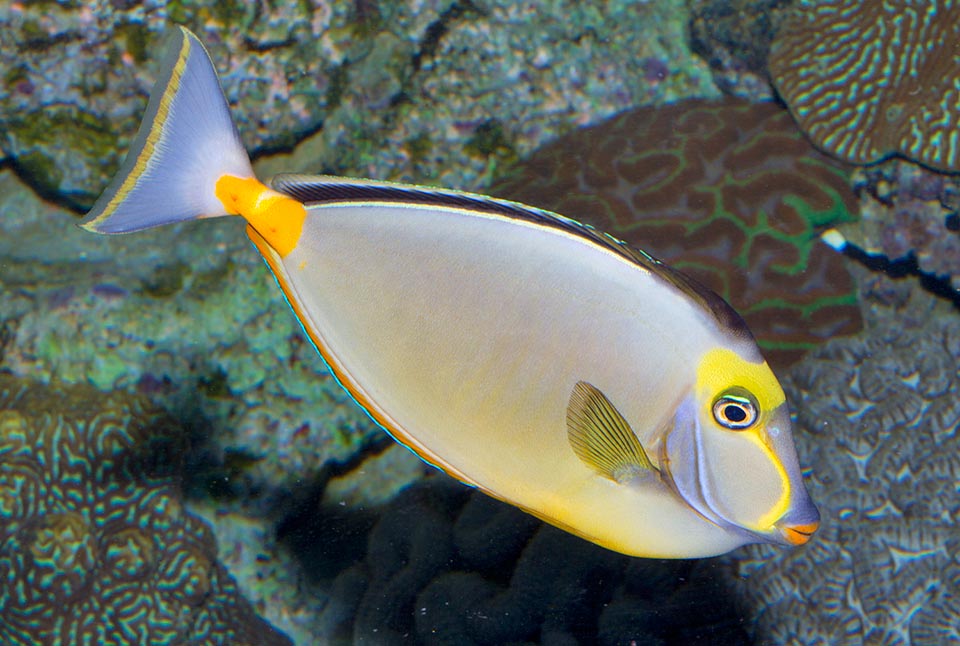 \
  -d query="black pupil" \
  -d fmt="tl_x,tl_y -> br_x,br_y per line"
724,403 -> 747,423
